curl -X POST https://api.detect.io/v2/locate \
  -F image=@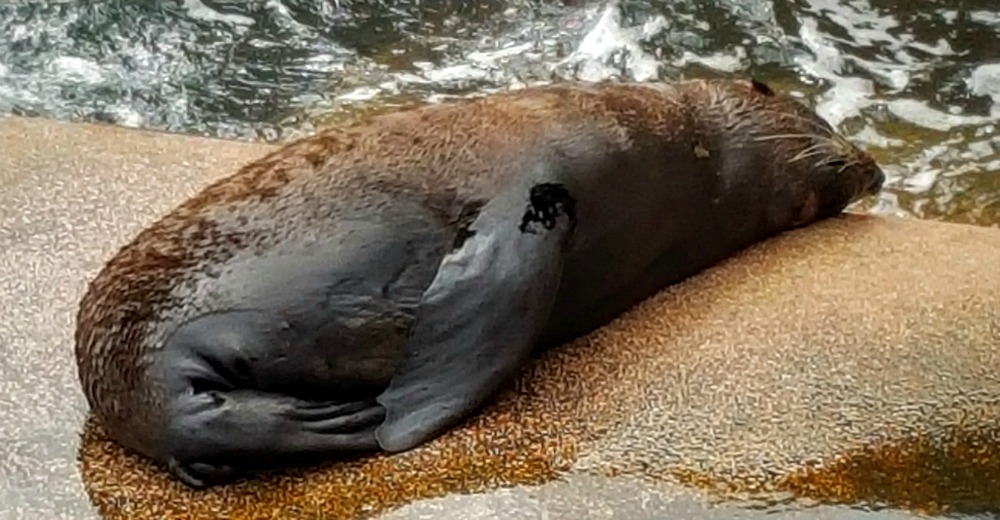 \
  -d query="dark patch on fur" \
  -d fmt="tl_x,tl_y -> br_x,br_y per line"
452,199 -> 487,249
518,182 -> 577,234
751,78 -> 774,97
